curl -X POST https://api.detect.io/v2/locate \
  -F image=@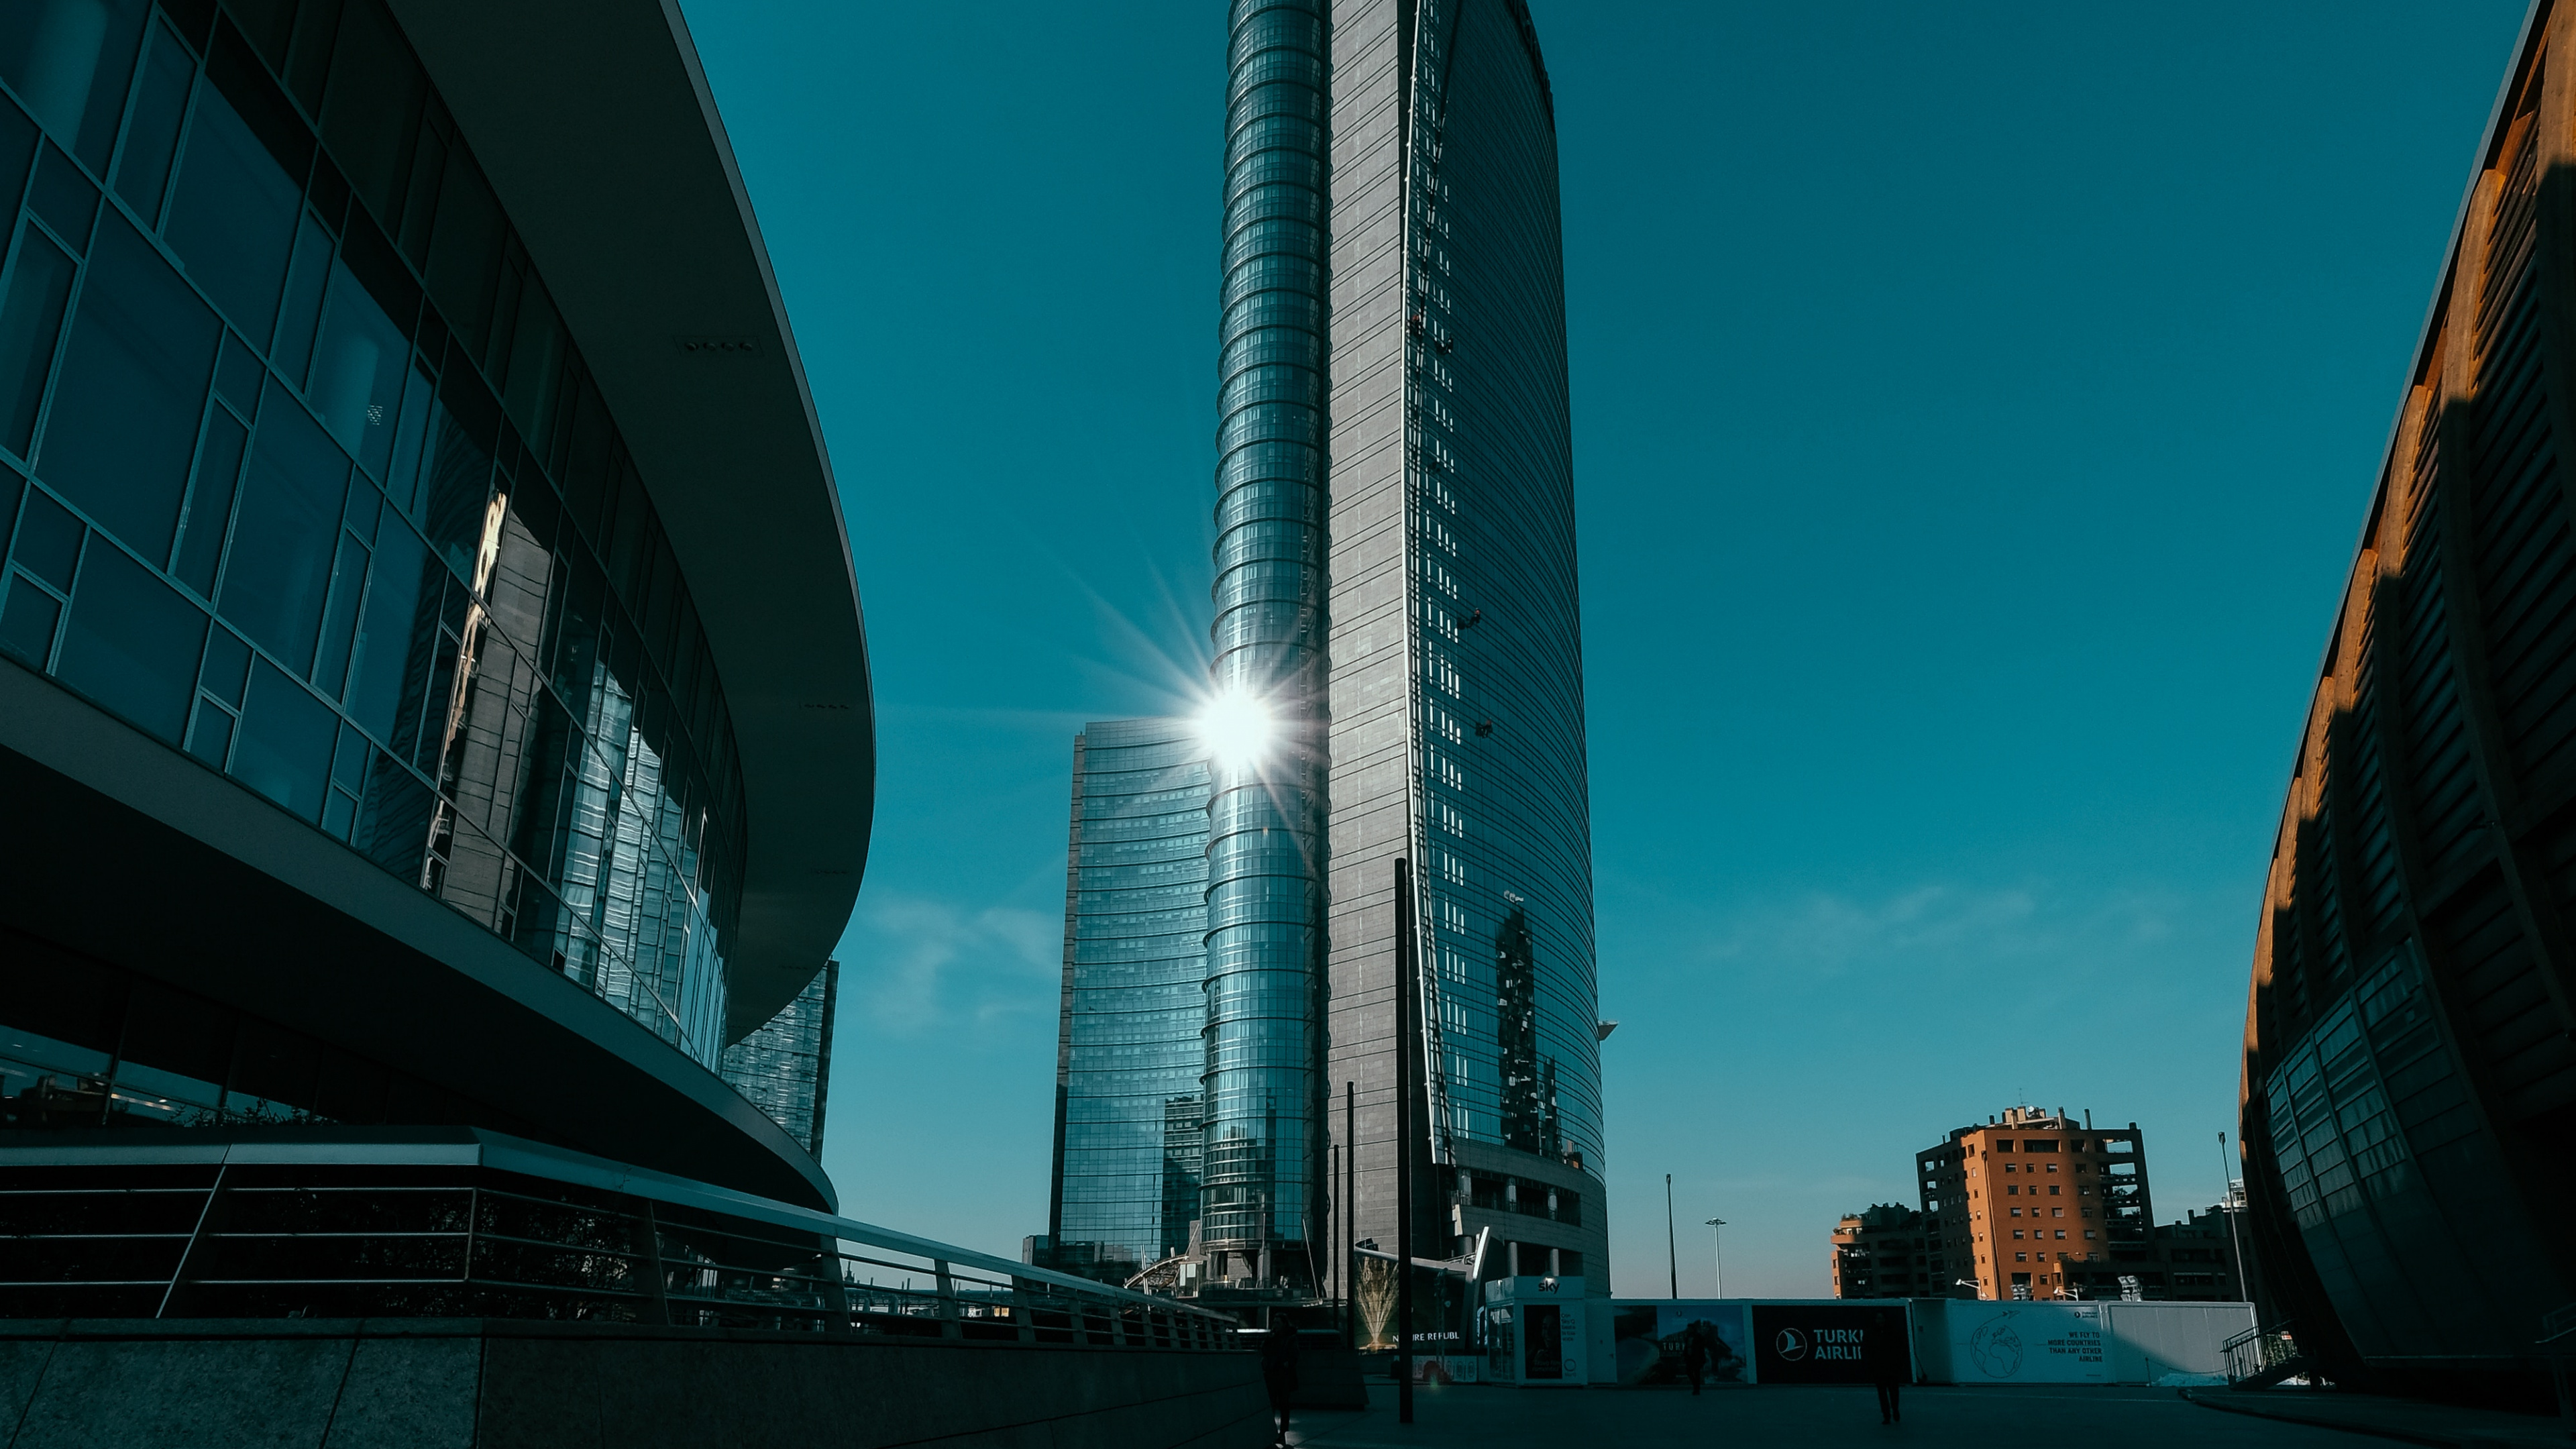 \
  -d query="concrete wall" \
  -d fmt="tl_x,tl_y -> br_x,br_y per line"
0,1320 -> 1267,1449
